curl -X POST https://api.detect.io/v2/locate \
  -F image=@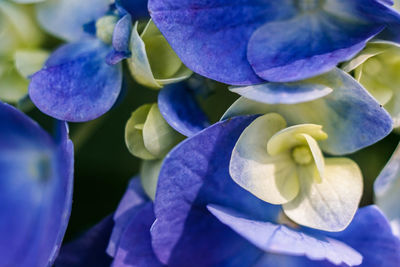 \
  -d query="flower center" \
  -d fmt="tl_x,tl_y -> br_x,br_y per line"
96,15 -> 118,44
296,0 -> 325,12
291,145 -> 313,165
